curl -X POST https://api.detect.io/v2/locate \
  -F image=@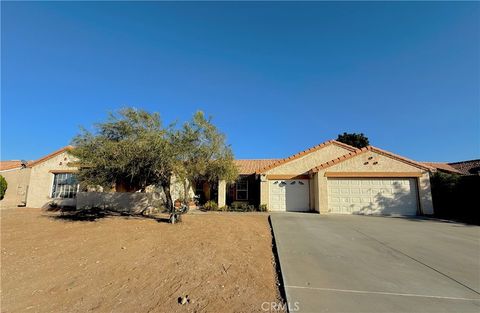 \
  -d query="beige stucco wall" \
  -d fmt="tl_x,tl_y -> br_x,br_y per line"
76,192 -> 151,213
309,176 -> 316,211
315,150 -> 433,215
26,151 -> 79,208
322,151 -> 425,173
218,180 -> 226,207
260,175 -> 269,207
313,174 -> 321,213
265,144 -> 351,175
0,167 -> 31,207
418,172 -> 434,214
25,150 -> 194,209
